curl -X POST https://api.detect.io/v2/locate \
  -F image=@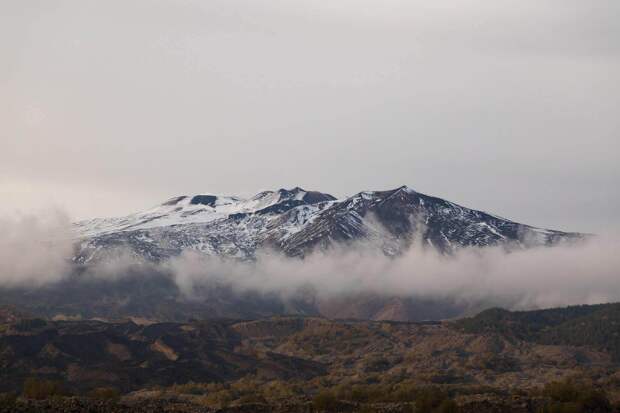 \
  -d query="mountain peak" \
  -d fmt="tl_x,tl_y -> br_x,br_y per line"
189,194 -> 219,206
396,185 -> 416,193
274,187 -> 336,204
278,186 -> 305,193
277,187 -> 306,198
74,185 -> 581,263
